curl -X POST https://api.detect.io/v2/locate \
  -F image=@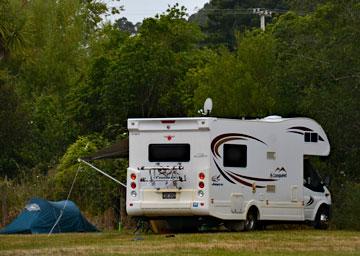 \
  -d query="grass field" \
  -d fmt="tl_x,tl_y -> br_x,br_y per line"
0,230 -> 359,256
